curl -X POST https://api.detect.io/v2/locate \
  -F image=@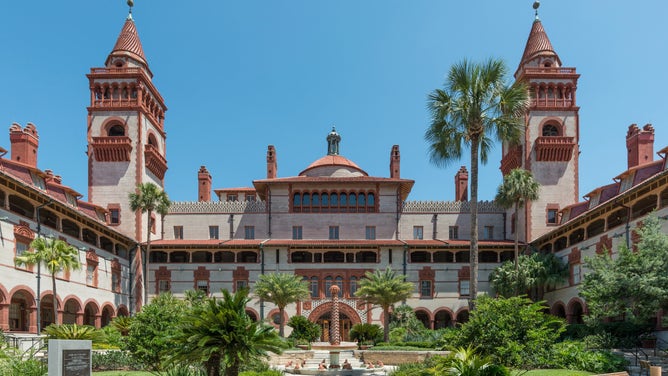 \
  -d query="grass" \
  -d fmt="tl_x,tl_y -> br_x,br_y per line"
511,370 -> 594,376
93,372 -> 153,376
